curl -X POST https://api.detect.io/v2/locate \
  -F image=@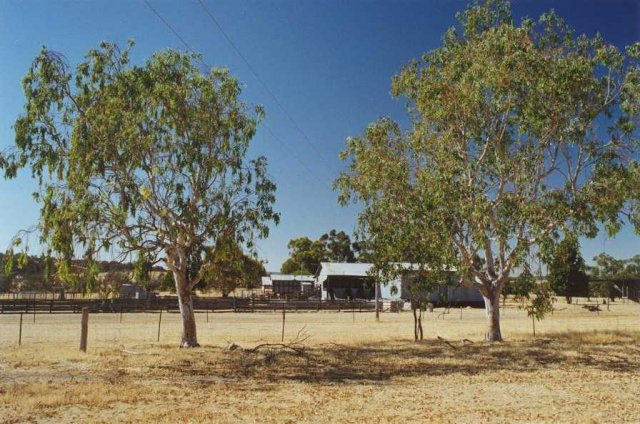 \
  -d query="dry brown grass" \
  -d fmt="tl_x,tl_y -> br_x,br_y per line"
0,299 -> 639,423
